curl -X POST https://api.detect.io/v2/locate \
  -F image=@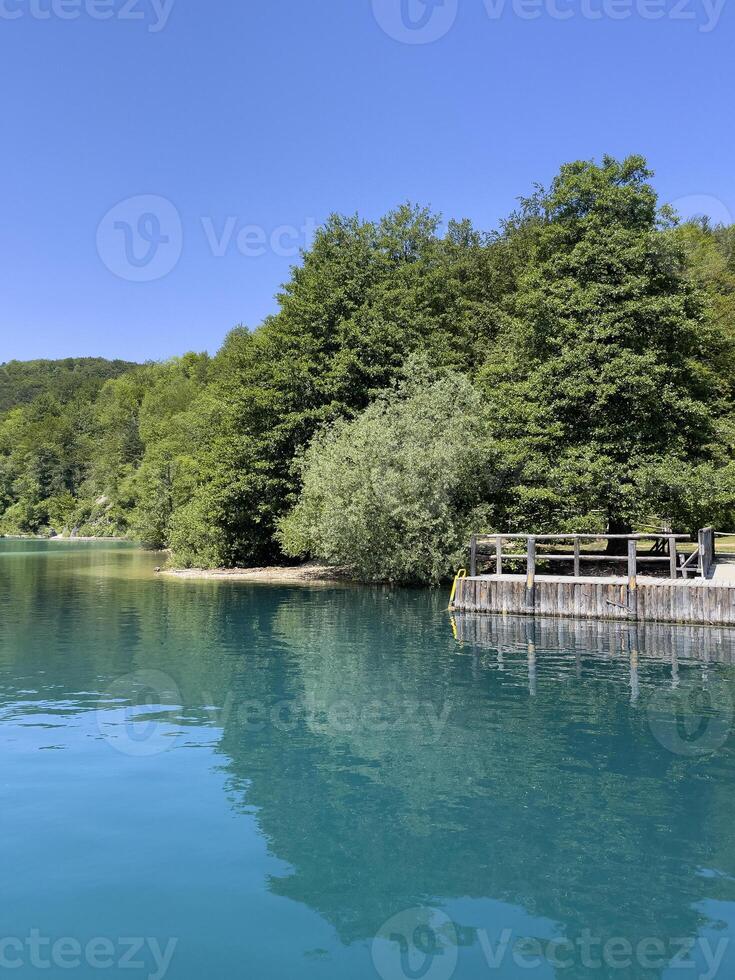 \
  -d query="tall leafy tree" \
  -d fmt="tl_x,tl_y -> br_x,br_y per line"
172,206 -> 505,567
480,155 -> 730,537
